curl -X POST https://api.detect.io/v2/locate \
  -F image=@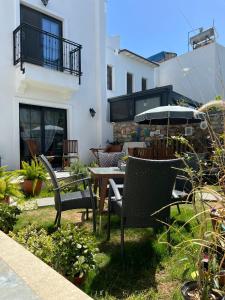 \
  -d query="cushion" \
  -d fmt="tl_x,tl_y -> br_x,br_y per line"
98,152 -> 125,167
